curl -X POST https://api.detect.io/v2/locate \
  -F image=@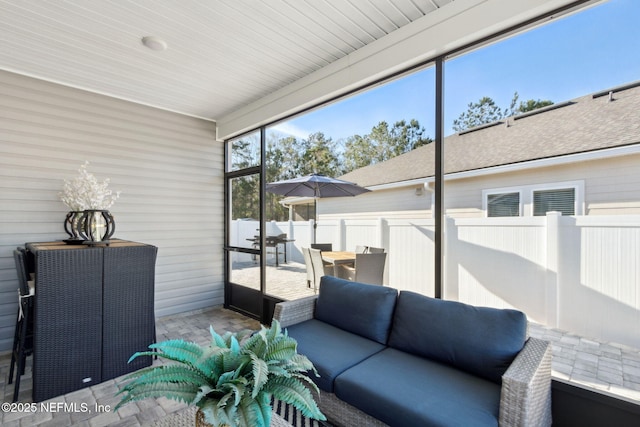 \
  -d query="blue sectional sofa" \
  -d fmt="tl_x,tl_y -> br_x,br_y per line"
273,276 -> 552,427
